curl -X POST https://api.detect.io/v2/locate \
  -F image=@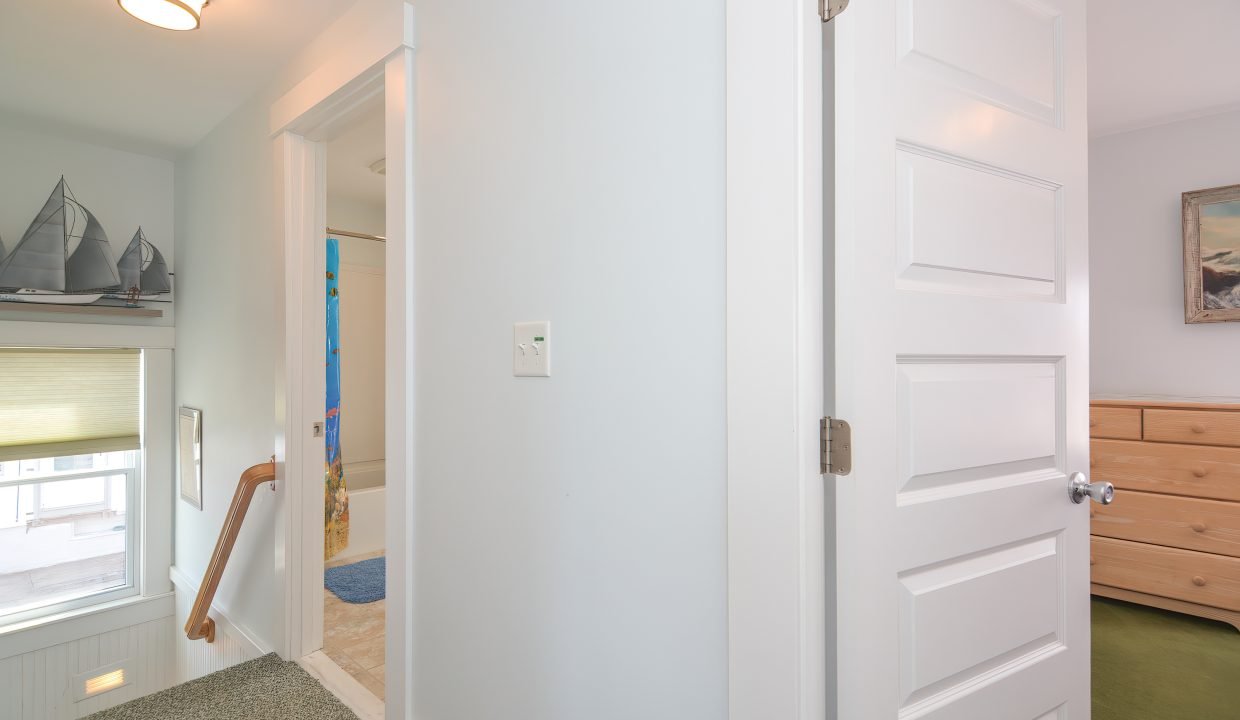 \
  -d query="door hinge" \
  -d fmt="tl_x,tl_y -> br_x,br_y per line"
819,0 -> 849,22
820,417 -> 852,476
